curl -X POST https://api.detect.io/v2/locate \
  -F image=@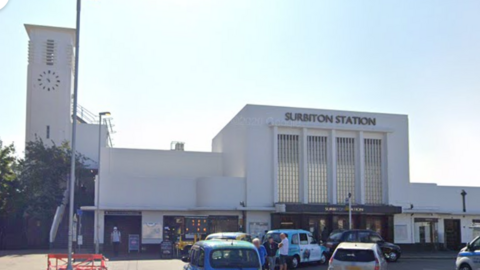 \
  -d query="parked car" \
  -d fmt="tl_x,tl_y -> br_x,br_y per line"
182,240 -> 261,270
456,236 -> 480,270
328,242 -> 388,270
264,229 -> 328,269
325,229 -> 401,262
205,232 -> 252,242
